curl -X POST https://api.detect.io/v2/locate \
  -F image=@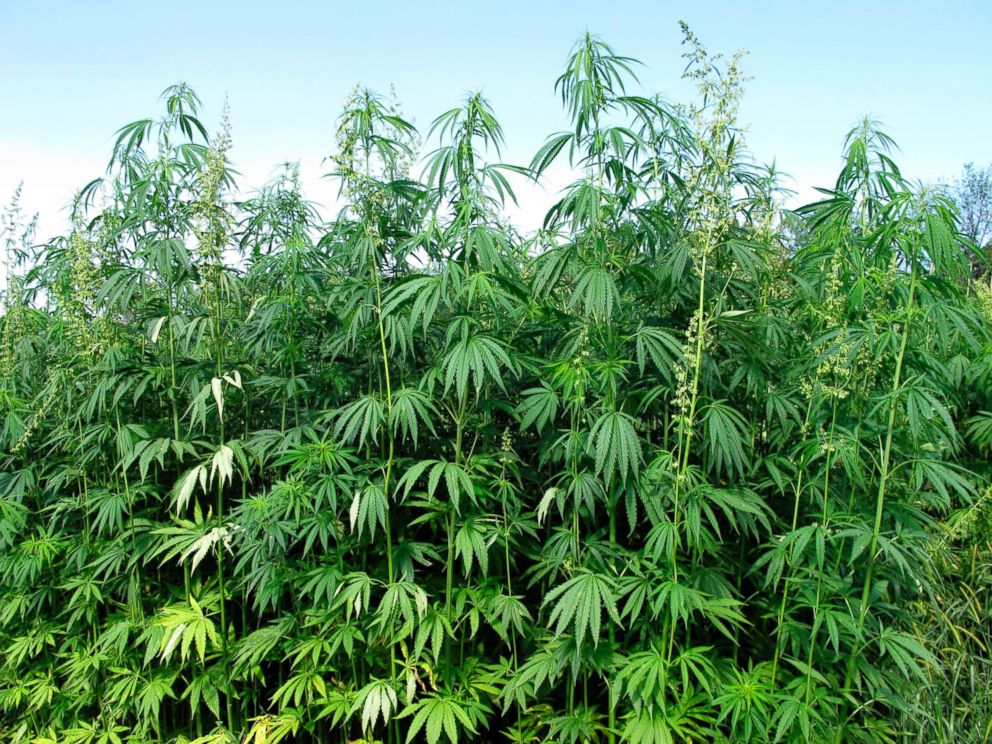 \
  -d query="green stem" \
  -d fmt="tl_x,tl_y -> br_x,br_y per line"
667,249 -> 708,663
849,254 -> 919,678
